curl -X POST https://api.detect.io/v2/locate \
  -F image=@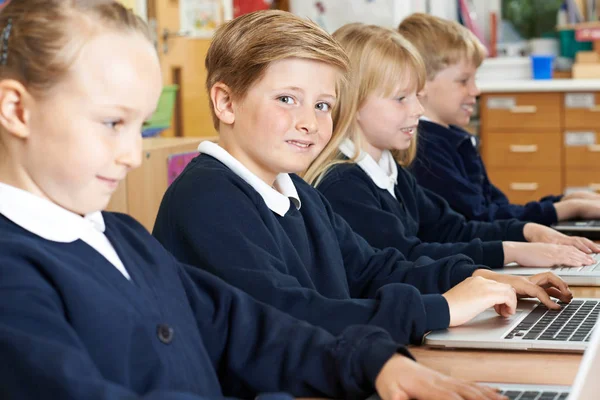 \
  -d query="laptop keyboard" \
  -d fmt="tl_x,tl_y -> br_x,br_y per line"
555,253 -> 600,272
504,300 -> 600,341
499,390 -> 568,400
